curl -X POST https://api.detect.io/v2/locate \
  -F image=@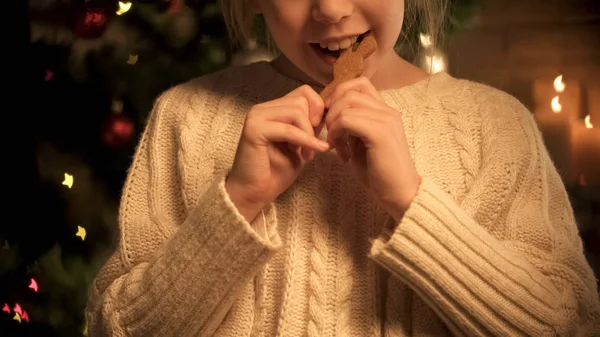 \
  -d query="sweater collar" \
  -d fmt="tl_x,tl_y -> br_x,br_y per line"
249,60 -> 455,111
